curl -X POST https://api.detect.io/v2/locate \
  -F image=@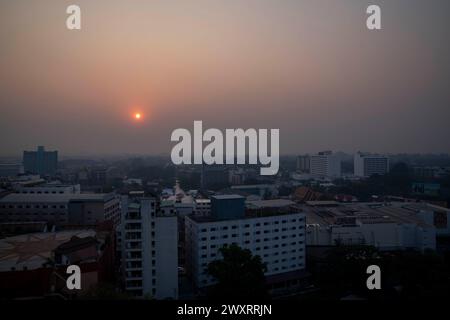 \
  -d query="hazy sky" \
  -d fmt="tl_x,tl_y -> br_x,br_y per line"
1,0 -> 449,156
